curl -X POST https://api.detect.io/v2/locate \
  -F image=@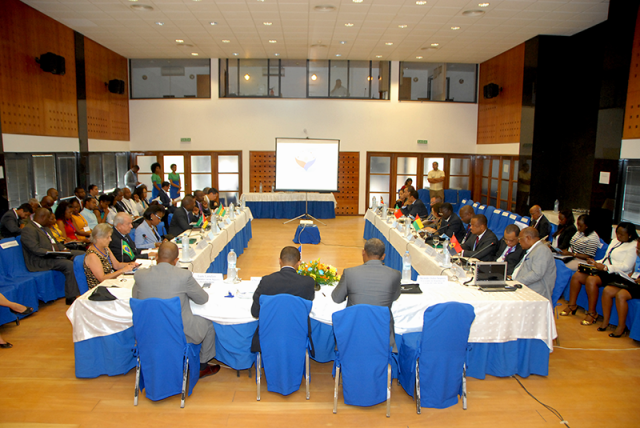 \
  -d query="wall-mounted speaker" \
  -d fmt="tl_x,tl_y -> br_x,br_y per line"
36,52 -> 65,75
483,83 -> 500,99
107,79 -> 125,94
